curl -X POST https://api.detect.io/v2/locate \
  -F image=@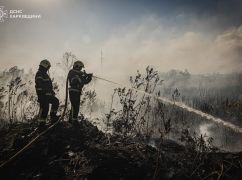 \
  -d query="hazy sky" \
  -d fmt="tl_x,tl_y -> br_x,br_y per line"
1,0 -> 242,81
